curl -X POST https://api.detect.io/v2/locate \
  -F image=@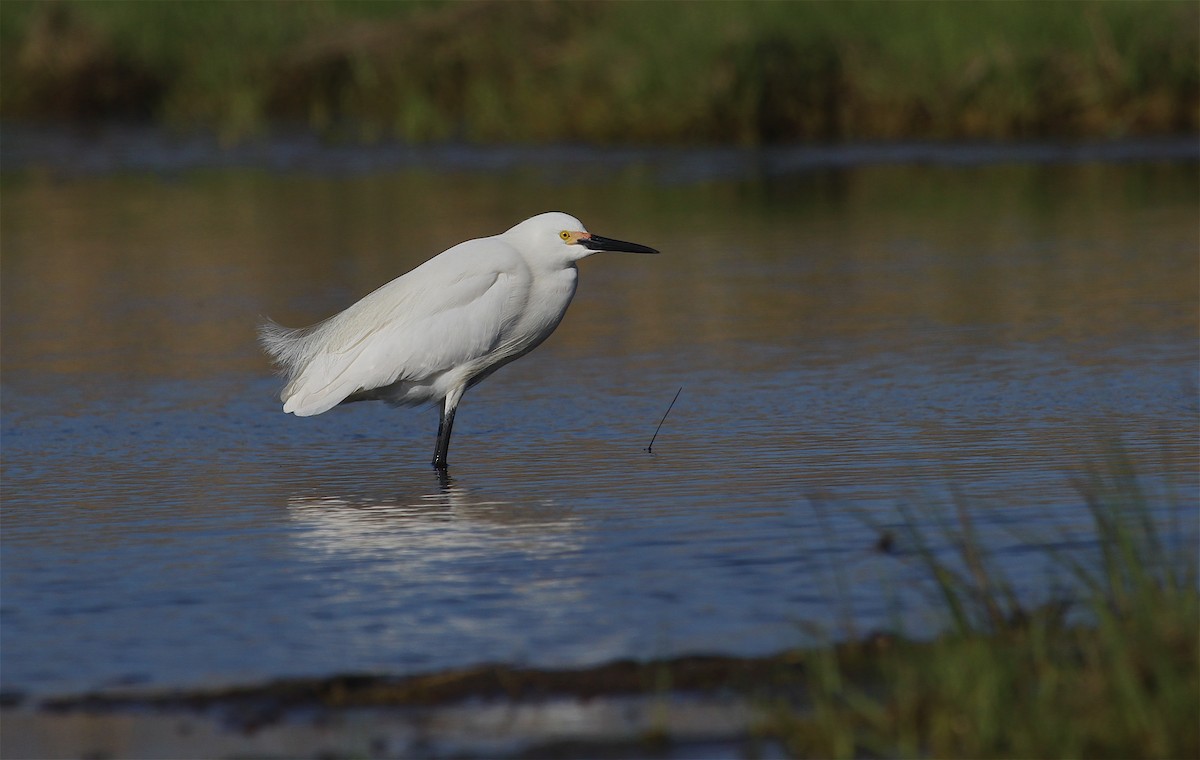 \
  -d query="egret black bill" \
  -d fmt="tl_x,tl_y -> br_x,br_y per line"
579,234 -> 659,254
